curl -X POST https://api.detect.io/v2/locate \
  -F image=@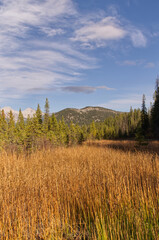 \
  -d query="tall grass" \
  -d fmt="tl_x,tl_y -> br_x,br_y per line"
0,143 -> 158,239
